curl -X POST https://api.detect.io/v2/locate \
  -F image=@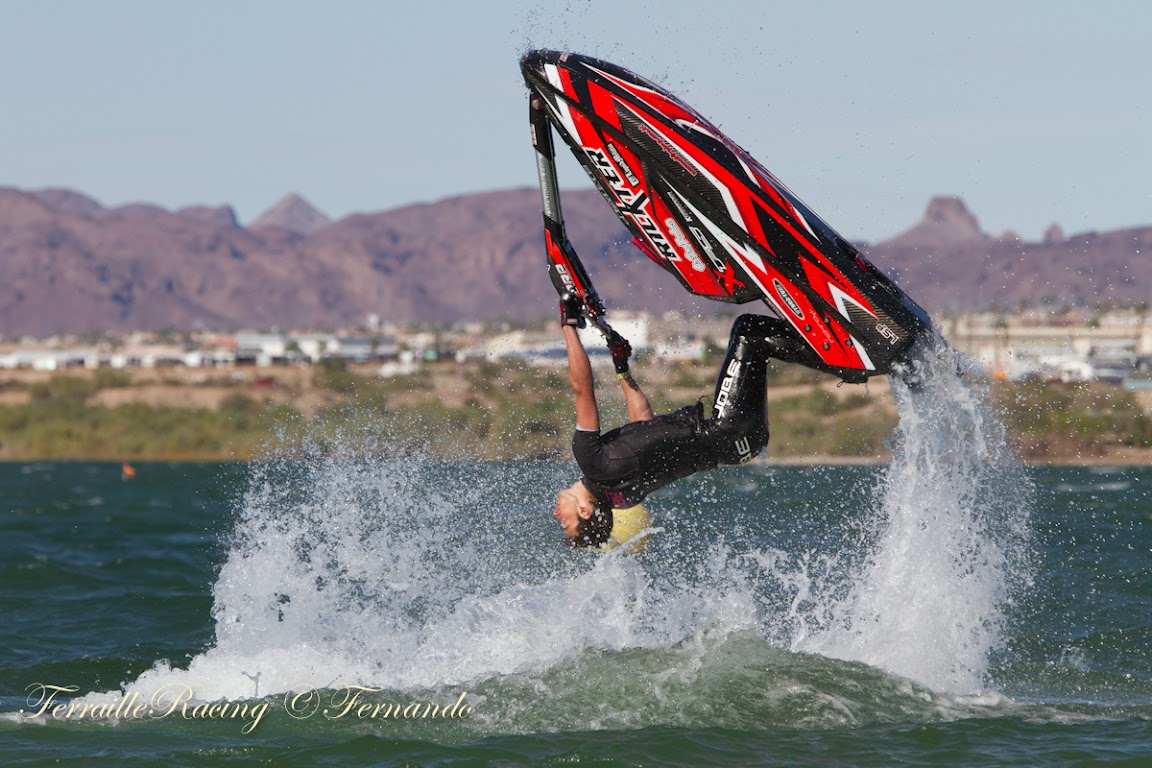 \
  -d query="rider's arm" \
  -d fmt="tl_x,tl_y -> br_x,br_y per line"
617,372 -> 654,423
564,325 -> 600,432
